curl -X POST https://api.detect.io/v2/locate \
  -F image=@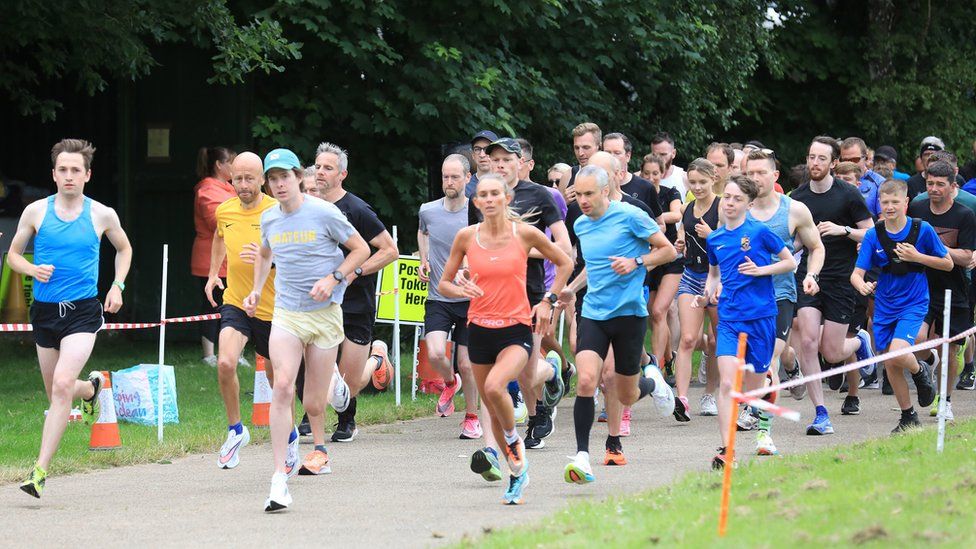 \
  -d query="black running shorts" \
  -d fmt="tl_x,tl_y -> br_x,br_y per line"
467,323 -> 533,365
219,304 -> 272,358
30,297 -> 104,350
423,300 -> 469,346
577,315 -> 647,376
